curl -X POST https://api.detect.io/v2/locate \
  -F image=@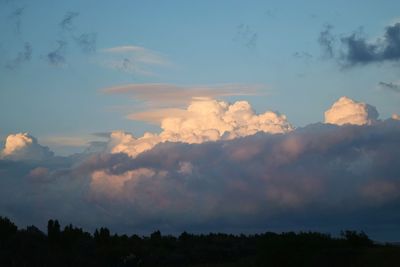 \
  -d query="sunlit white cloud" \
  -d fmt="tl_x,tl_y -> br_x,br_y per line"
107,98 -> 293,157
324,96 -> 379,126
0,133 -> 53,161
